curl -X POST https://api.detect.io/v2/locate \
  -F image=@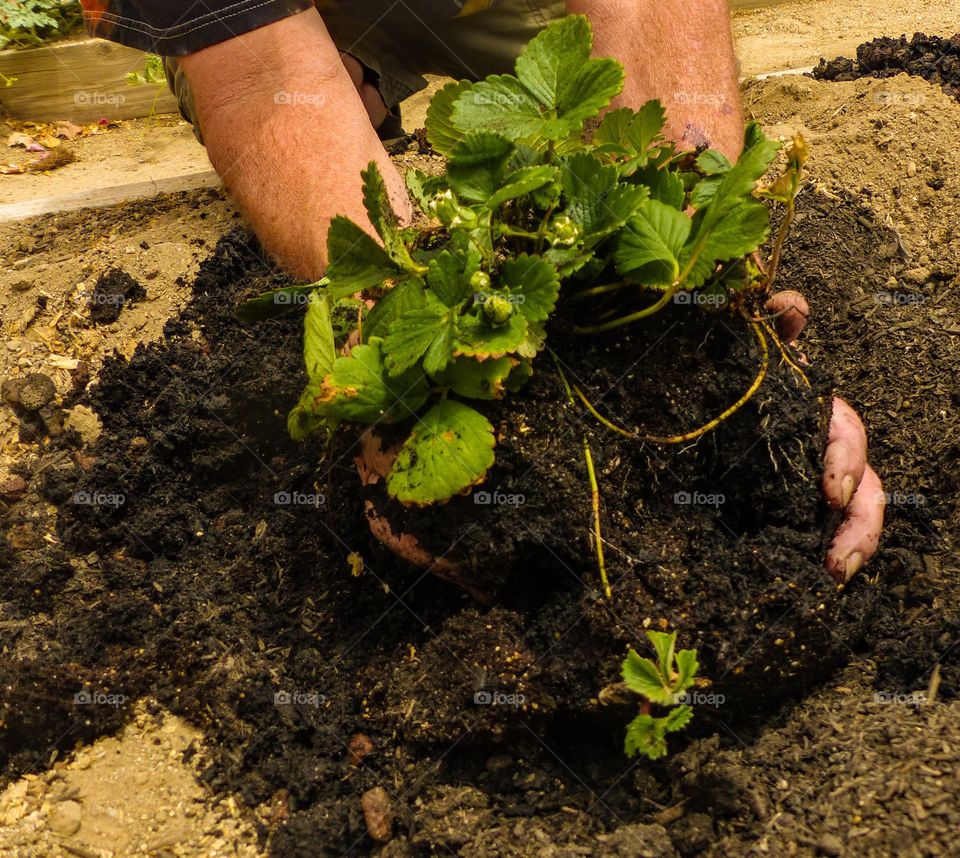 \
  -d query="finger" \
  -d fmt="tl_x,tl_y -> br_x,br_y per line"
826,464 -> 885,582
822,397 -> 867,510
765,290 -> 810,344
